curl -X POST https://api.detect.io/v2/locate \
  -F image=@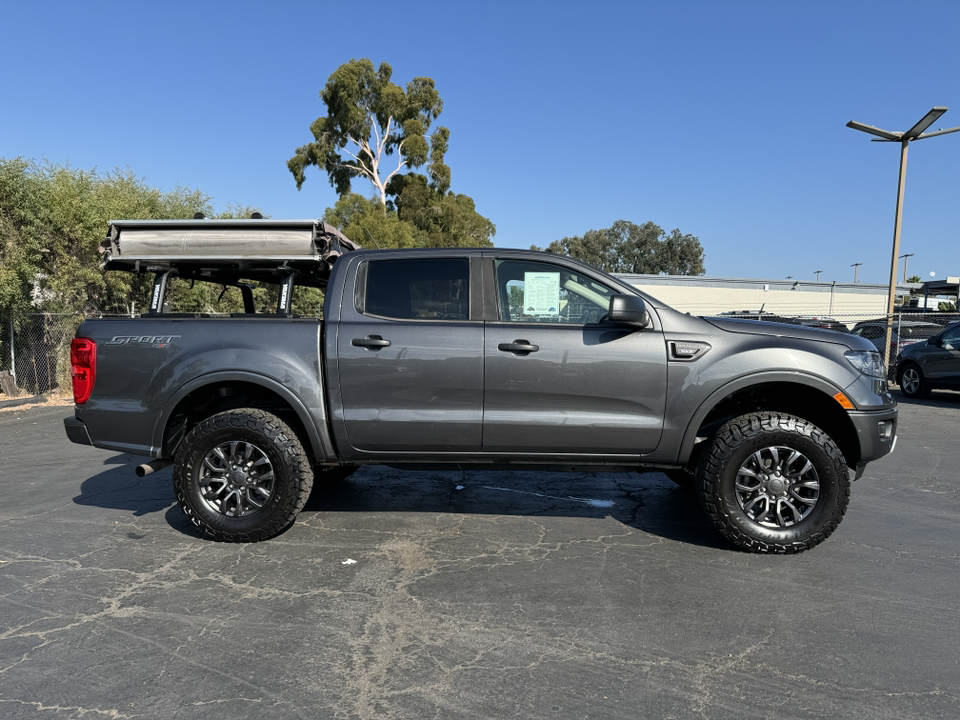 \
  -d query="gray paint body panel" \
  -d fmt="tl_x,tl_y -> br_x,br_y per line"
482,322 -> 666,453
74,317 -> 334,461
